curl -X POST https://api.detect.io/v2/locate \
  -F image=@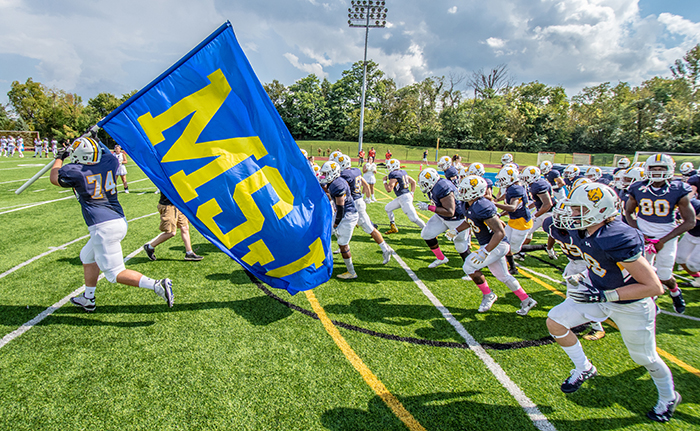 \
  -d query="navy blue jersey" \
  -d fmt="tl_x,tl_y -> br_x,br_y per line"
467,197 -> 508,246
619,189 -> 631,225
340,168 -> 364,201
628,180 -> 691,224
505,184 -> 531,222
388,169 -> 411,197
564,175 -> 585,187
543,216 -> 583,261
328,177 -> 357,215
444,166 -> 459,185
546,170 -> 563,189
685,169 -> 697,178
688,199 -> 700,237
427,178 -> 465,221
529,179 -> 553,211
597,176 -> 612,186
613,167 -> 626,174
568,219 -> 645,303
57,144 -> 124,226
485,178 -> 494,189
688,174 -> 700,189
